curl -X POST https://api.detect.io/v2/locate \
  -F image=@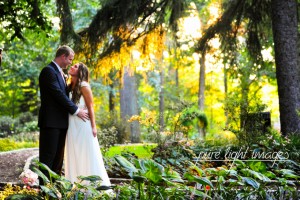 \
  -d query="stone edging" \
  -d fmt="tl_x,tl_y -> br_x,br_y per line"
23,154 -> 39,171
